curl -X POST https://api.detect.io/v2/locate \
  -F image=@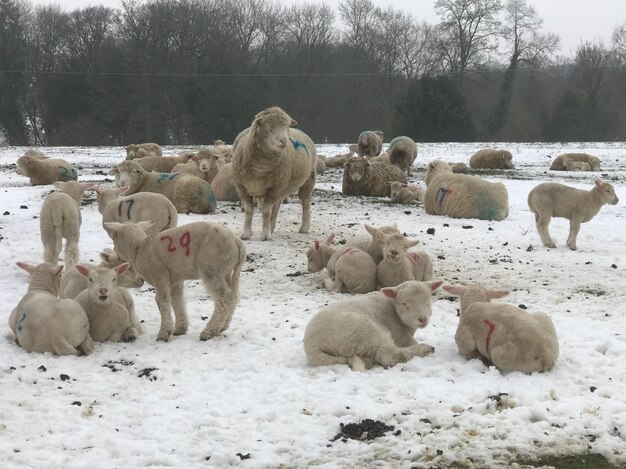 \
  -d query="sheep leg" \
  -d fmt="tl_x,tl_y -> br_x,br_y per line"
307,348 -> 350,367
259,198 -> 274,241
455,328 -> 479,359
64,237 -> 79,268
567,217 -> 582,250
240,193 -> 255,240
269,200 -> 281,234
78,334 -> 94,355
297,175 -> 315,234
199,277 -> 233,341
170,281 -> 188,336
154,286 -> 174,341
536,214 -> 556,248
42,230 -> 61,265
50,335 -> 80,355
